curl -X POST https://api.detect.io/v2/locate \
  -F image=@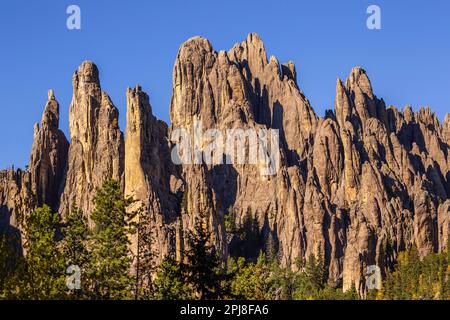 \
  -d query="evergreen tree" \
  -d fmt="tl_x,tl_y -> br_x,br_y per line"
0,235 -> 9,296
228,253 -> 272,300
0,233 -> 25,298
185,212 -> 225,299
265,232 -> 278,263
135,205 -> 157,299
347,284 -> 360,300
61,206 -> 90,298
224,205 -> 236,233
87,179 -> 135,300
22,205 -> 66,299
237,211 -> 262,259
444,241 -> 450,298
381,245 -> 450,300
269,259 -> 299,300
304,251 -> 328,291
152,256 -> 193,300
